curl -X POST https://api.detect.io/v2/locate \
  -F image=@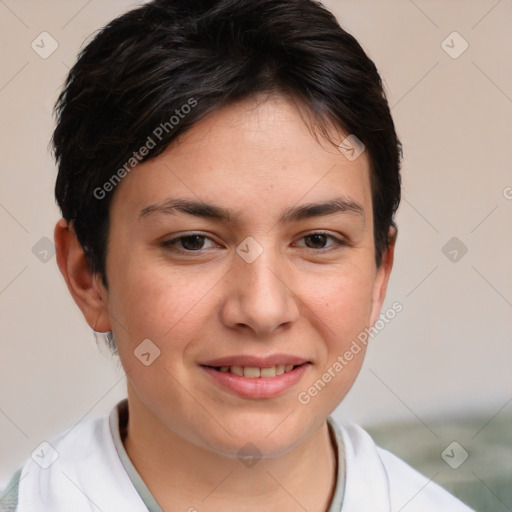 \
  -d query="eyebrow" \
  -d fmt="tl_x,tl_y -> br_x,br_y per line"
139,198 -> 240,223
138,196 -> 365,224
280,197 -> 365,223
